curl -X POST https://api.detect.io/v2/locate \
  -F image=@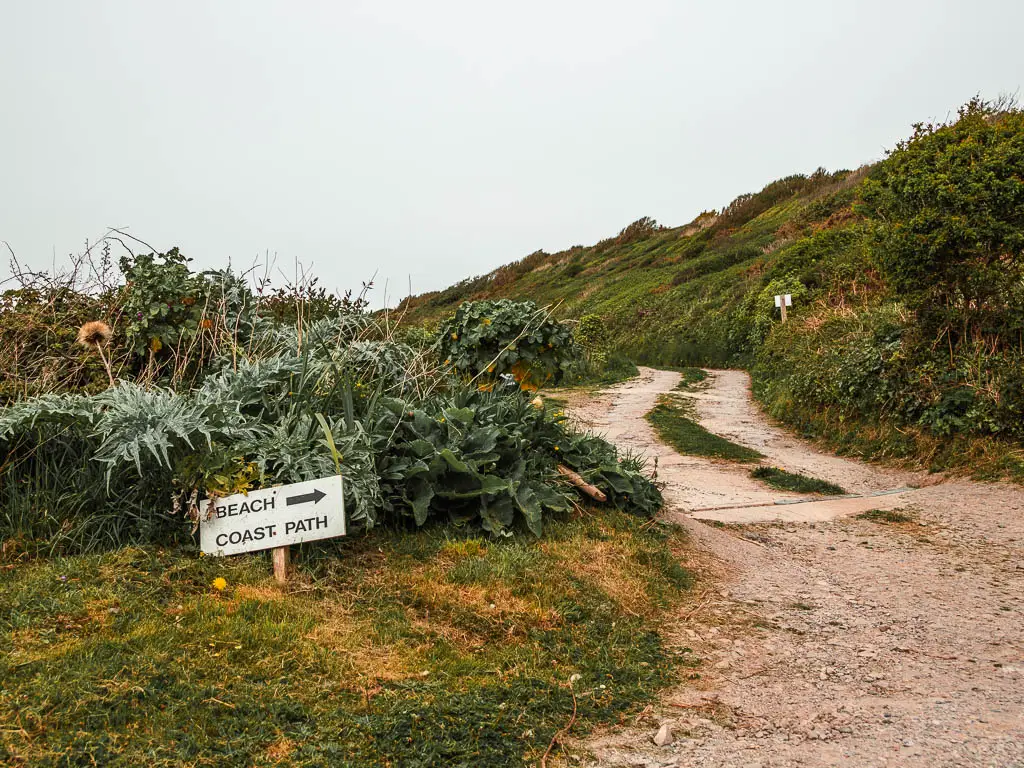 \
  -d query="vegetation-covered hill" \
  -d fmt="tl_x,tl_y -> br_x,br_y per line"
399,167 -> 866,367
400,98 -> 1024,479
